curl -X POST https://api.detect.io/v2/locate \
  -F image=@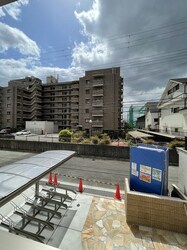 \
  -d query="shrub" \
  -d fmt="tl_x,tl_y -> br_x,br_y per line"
92,135 -> 99,144
82,138 -> 91,144
168,140 -> 185,149
99,137 -> 111,145
59,129 -> 73,142
143,139 -> 155,145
